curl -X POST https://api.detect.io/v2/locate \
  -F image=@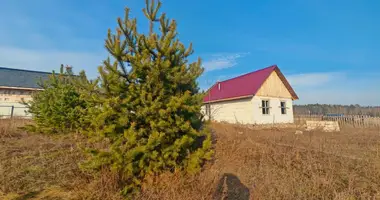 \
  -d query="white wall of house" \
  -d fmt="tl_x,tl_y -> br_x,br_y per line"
203,97 -> 254,124
0,88 -> 33,103
252,96 -> 294,124
0,88 -> 33,118
202,96 -> 294,124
